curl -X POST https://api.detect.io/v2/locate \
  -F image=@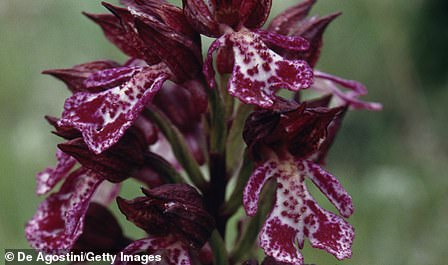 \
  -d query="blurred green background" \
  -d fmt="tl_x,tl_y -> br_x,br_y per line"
1,0 -> 447,264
